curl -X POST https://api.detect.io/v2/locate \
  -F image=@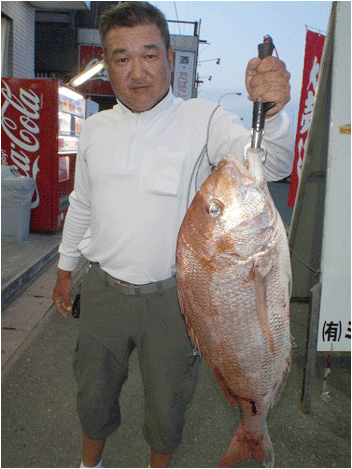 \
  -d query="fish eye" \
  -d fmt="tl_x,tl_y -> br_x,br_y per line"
208,199 -> 223,217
